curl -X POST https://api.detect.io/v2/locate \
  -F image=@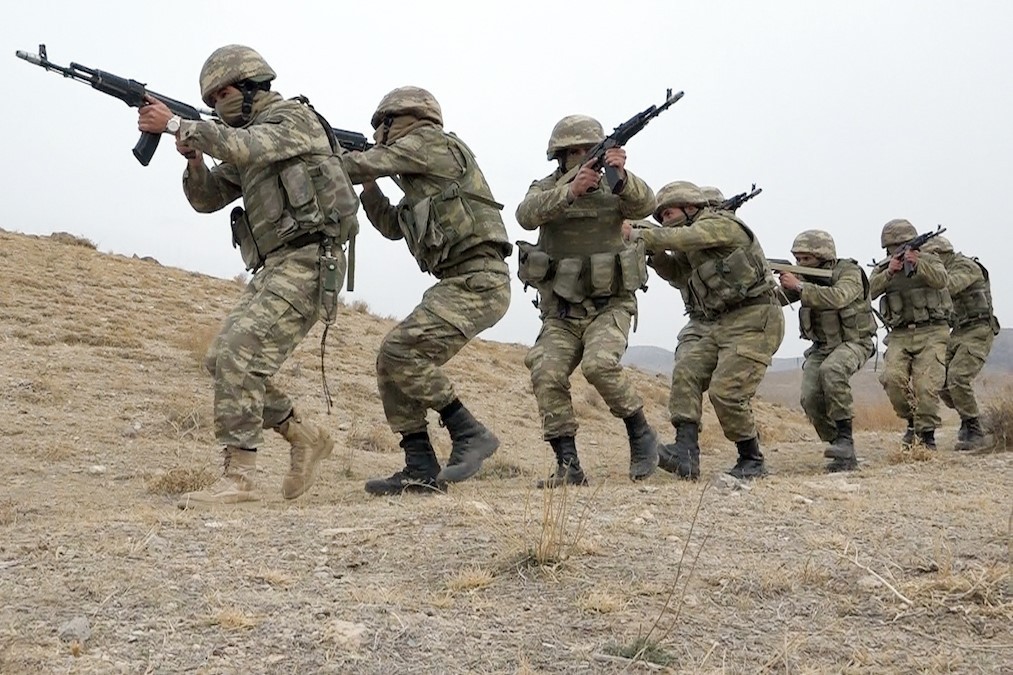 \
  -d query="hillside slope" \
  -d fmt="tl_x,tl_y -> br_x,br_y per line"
0,229 -> 1009,673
